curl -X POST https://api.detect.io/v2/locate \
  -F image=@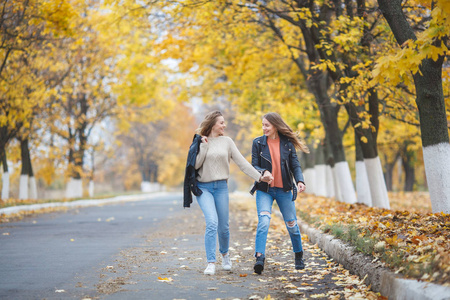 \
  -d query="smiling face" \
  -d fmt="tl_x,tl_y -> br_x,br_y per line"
262,118 -> 278,139
210,116 -> 226,137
